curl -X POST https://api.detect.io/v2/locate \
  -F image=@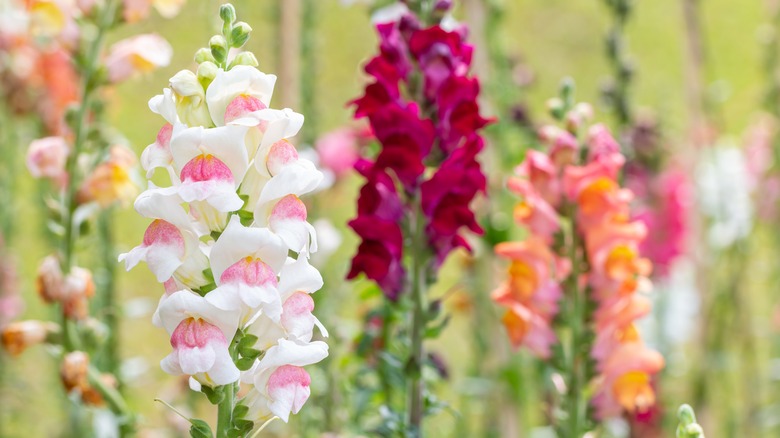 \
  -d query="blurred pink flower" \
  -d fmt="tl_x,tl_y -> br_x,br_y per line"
105,34 -> 172,83
315,127 -> 367,177
632,168 -> 691,278
26,136 -> 69,186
